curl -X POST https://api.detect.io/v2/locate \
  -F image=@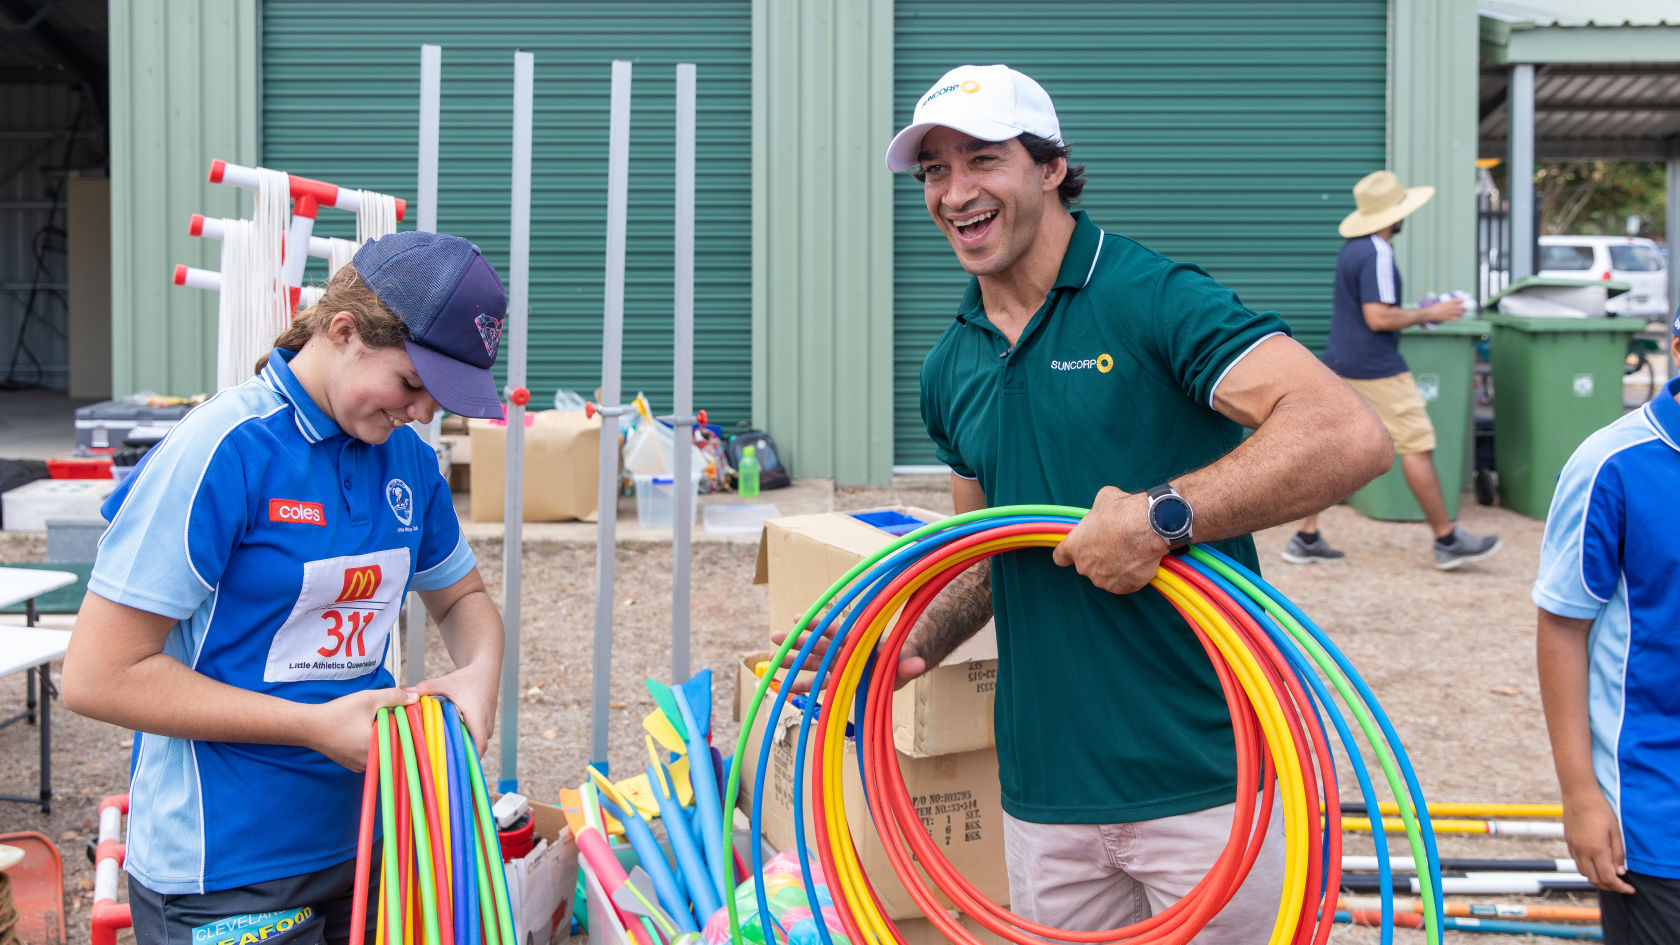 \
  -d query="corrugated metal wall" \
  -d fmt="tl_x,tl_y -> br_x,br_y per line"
890,0 -> 1389,465
261,2 -> 753,429
108,0 -> 260,398
753,0 -> 897,484
0,85 -> 99,391
1394,0 -> 1479,301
